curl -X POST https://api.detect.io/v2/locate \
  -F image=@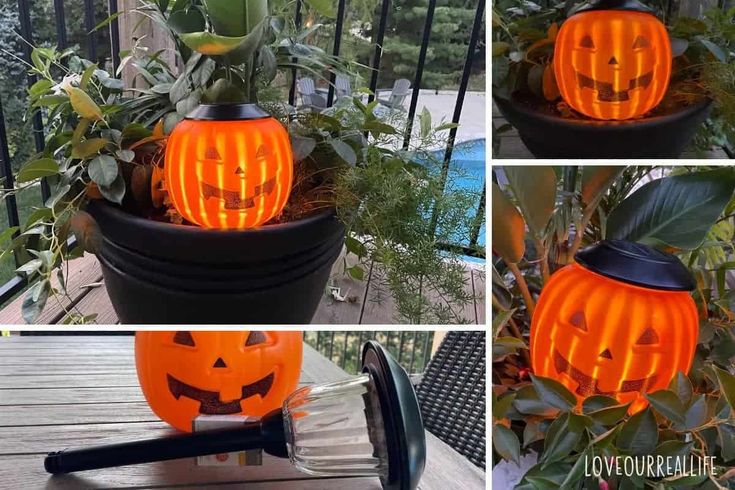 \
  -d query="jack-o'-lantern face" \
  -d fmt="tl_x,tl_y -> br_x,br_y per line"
135,331 -> 302,431
531,264 -> 698,413
165,113 -> 293,229
554,10 -> 672,120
